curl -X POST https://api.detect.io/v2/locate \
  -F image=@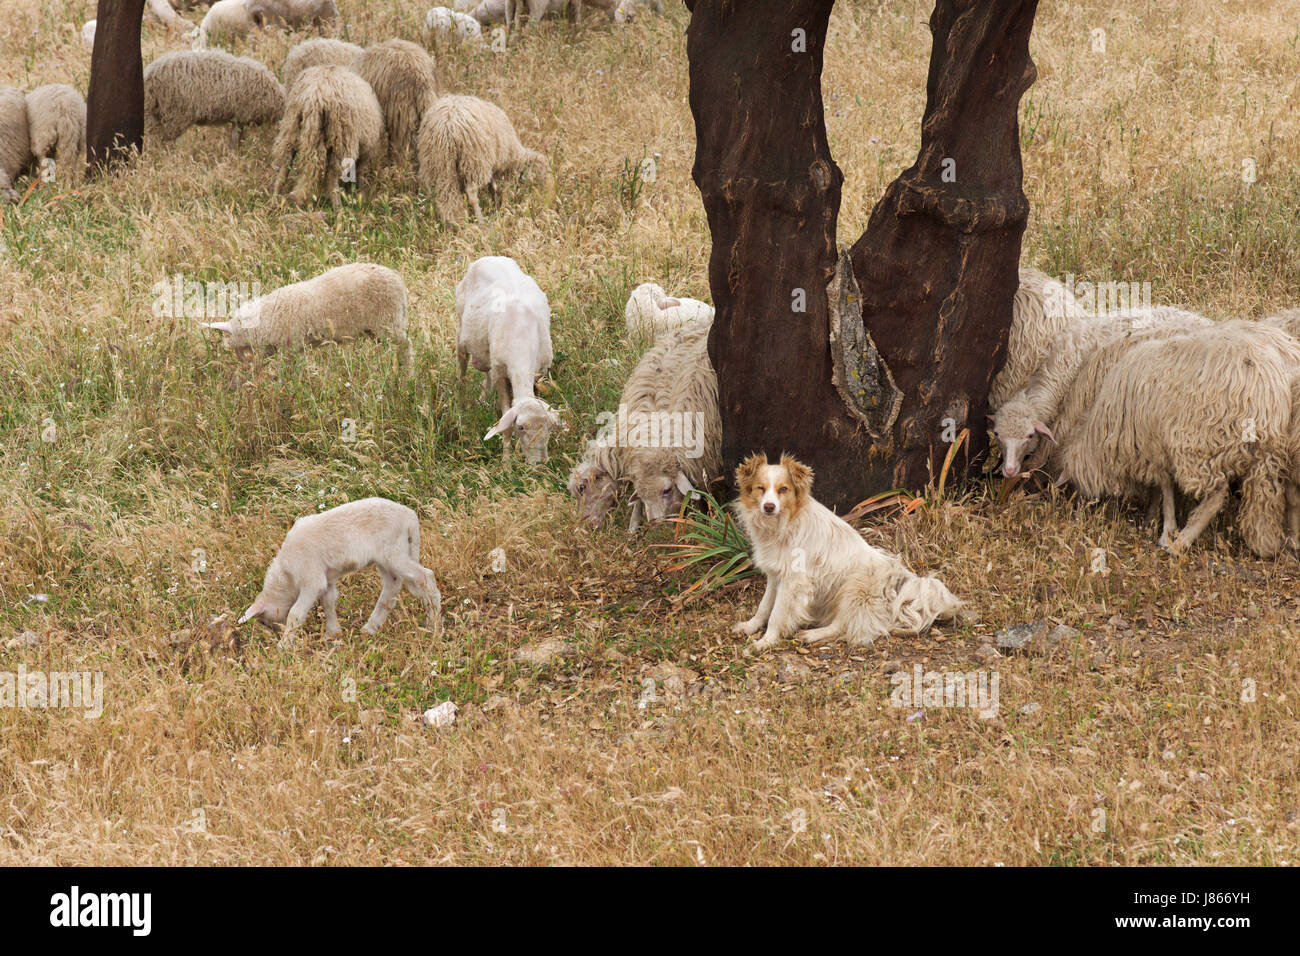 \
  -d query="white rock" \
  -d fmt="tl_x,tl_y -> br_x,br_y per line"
422,701 -> 458,727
